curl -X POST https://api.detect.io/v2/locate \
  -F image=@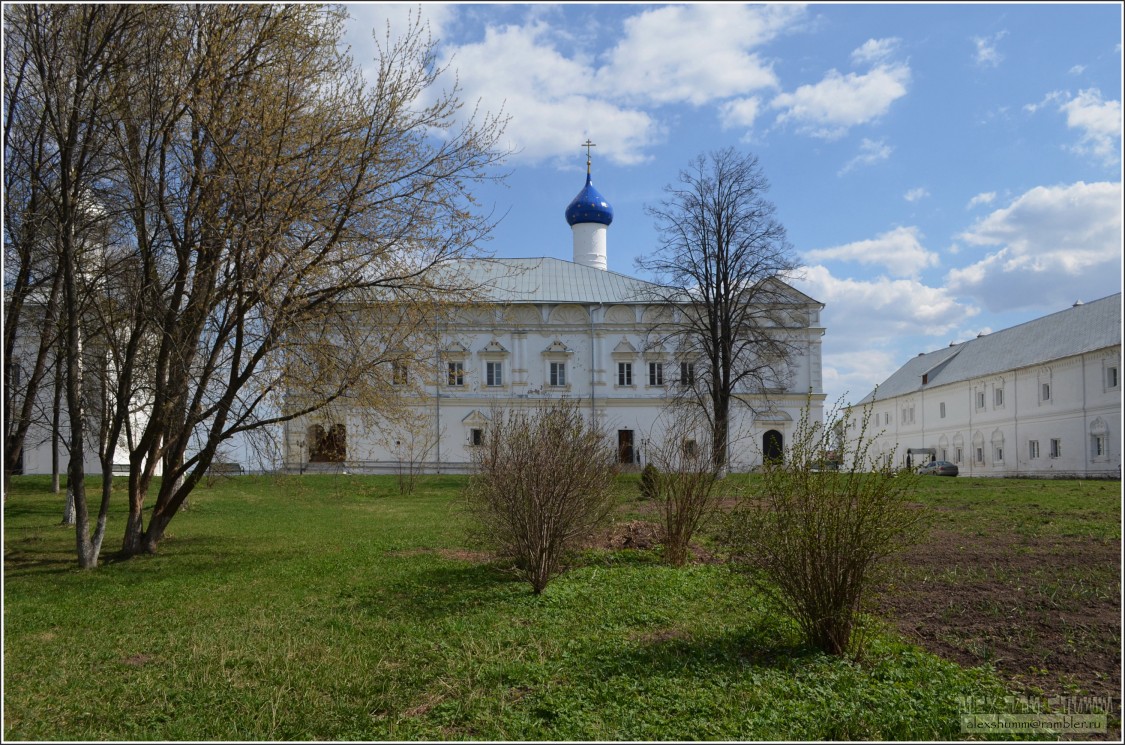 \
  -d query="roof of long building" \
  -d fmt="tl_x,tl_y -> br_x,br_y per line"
859,293 -> 1122,404
442,257 -> 661,304
438,256 -> 822,307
